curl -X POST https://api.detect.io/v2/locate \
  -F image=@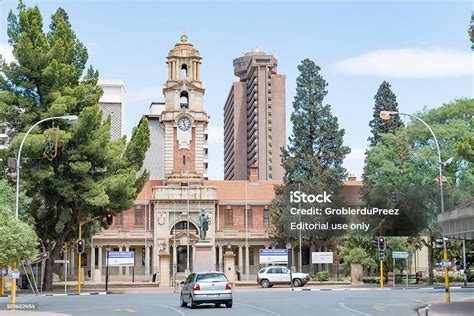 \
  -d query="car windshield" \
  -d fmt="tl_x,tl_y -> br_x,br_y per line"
195,273 -> 228,282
